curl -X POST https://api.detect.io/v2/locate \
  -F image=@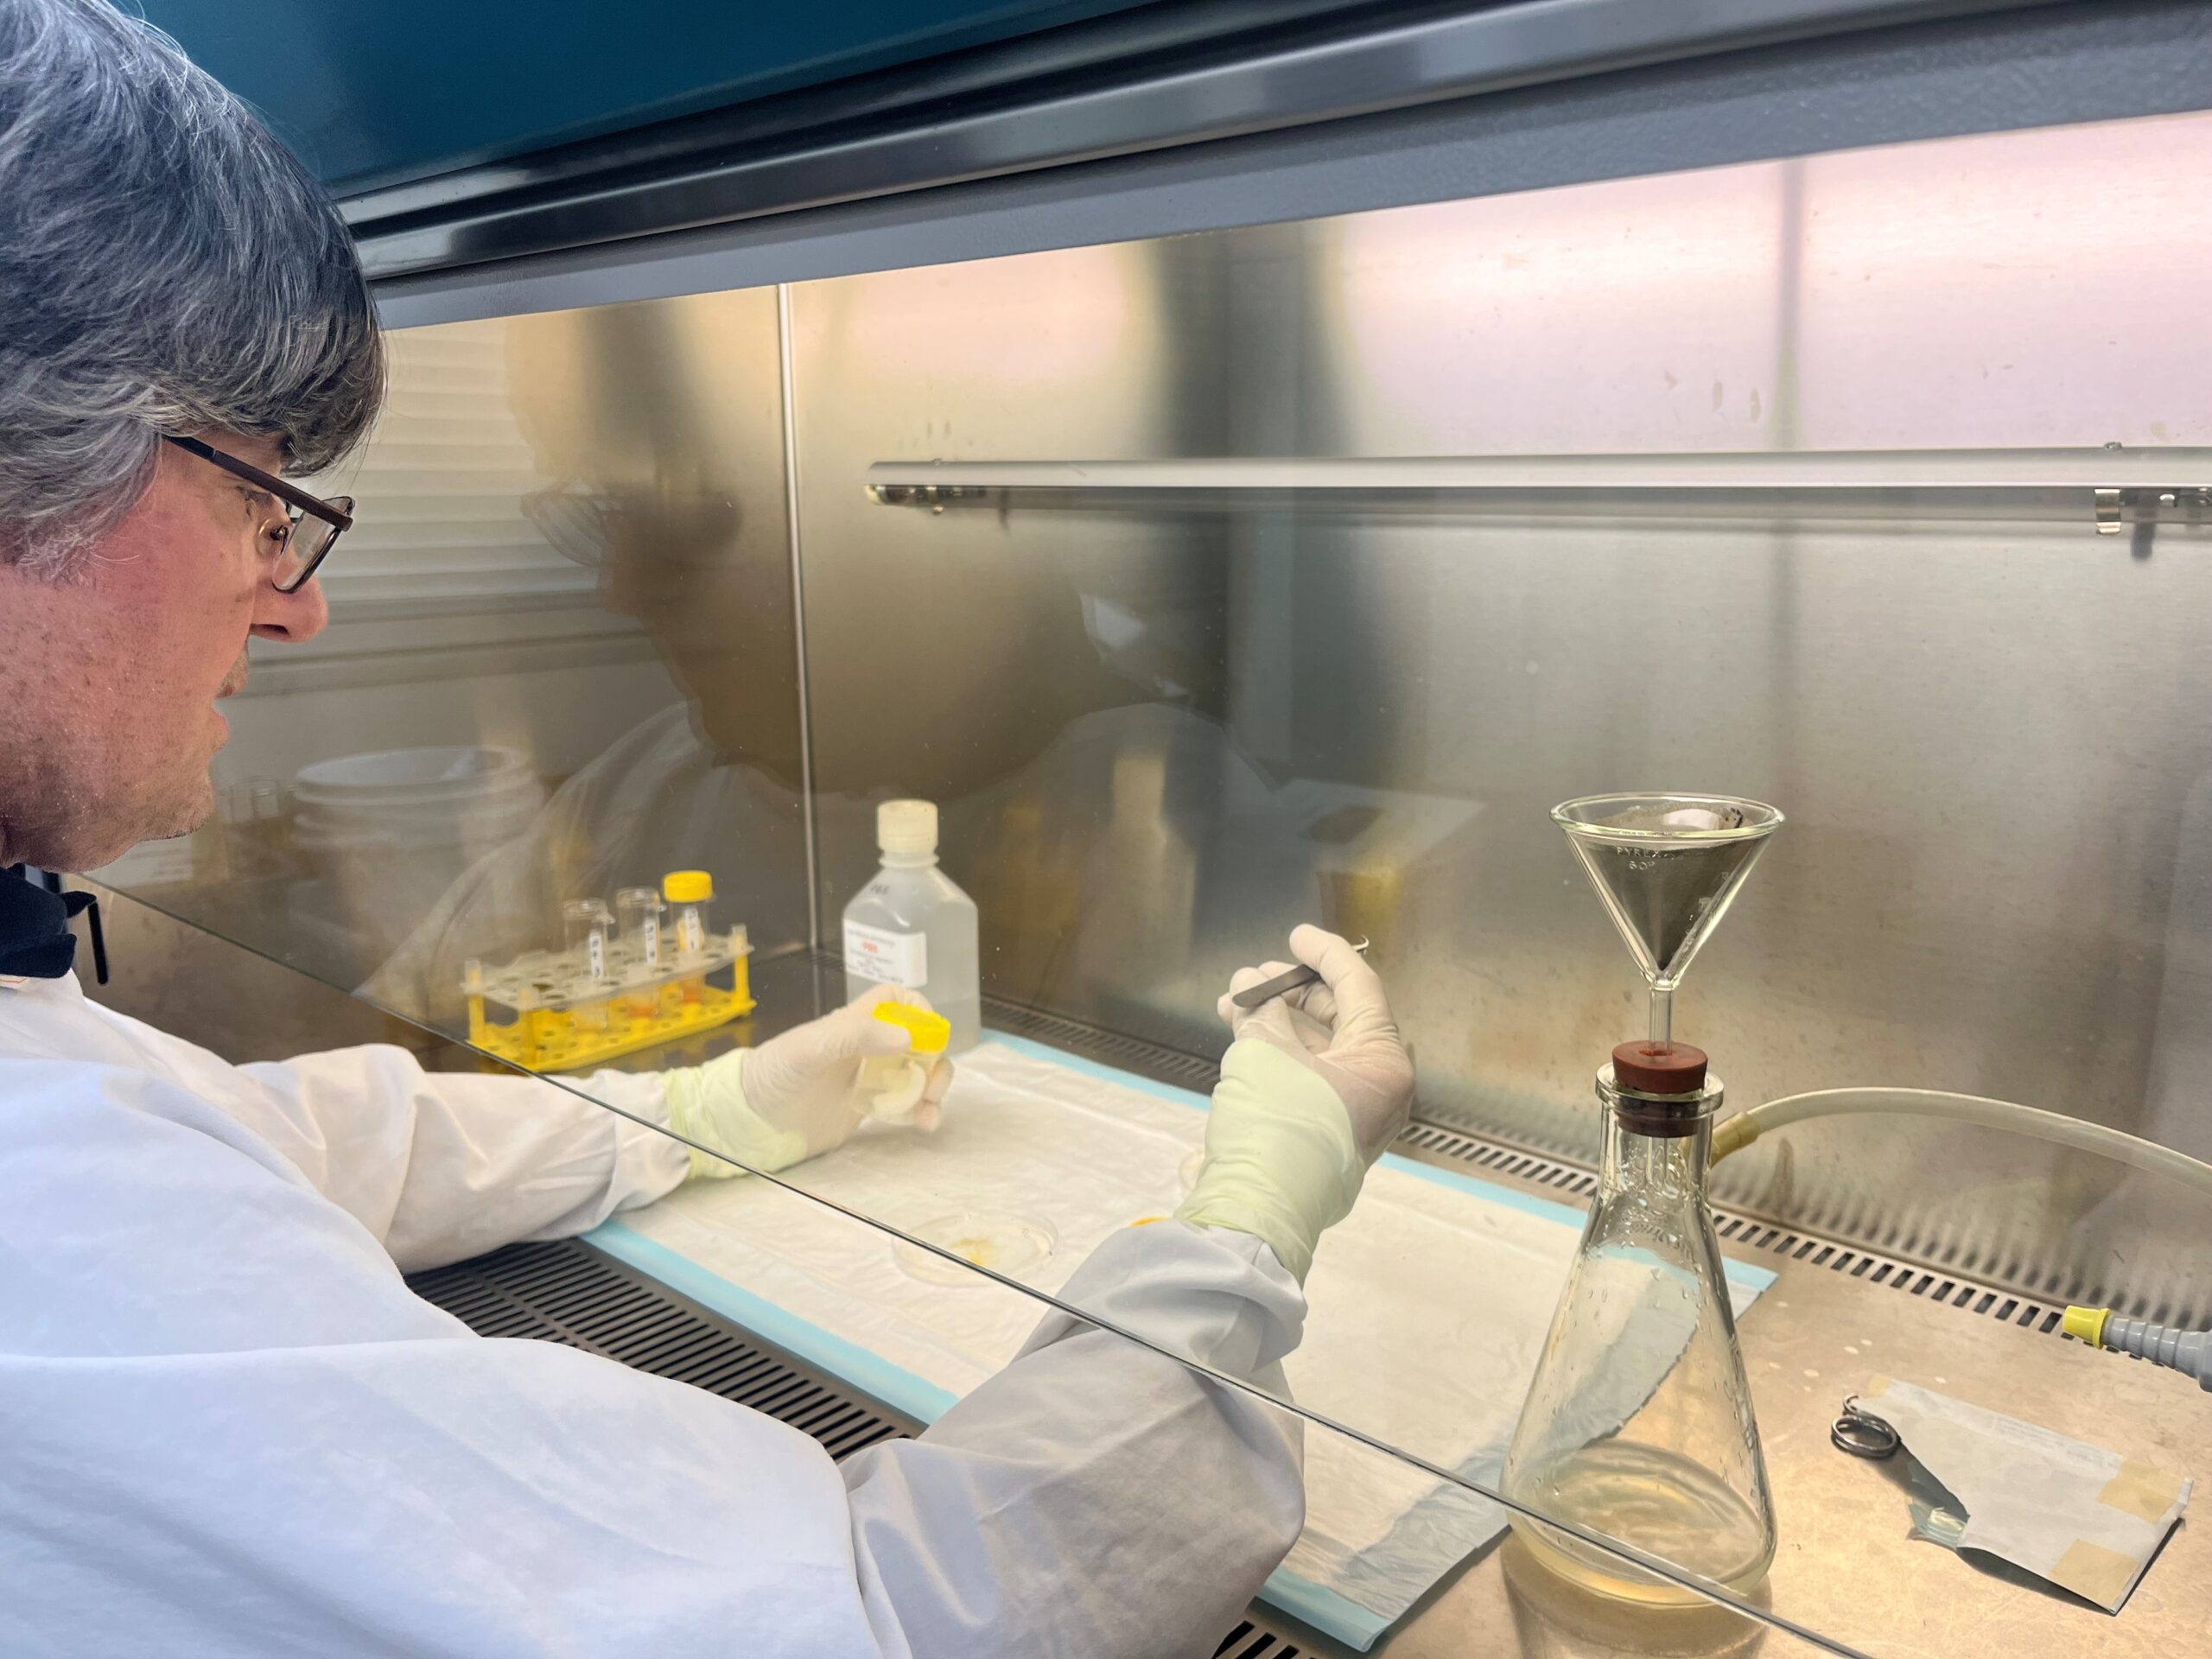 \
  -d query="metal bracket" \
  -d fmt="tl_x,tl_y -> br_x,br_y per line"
868,453 -> 2212,538
866,483 -> 987,513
